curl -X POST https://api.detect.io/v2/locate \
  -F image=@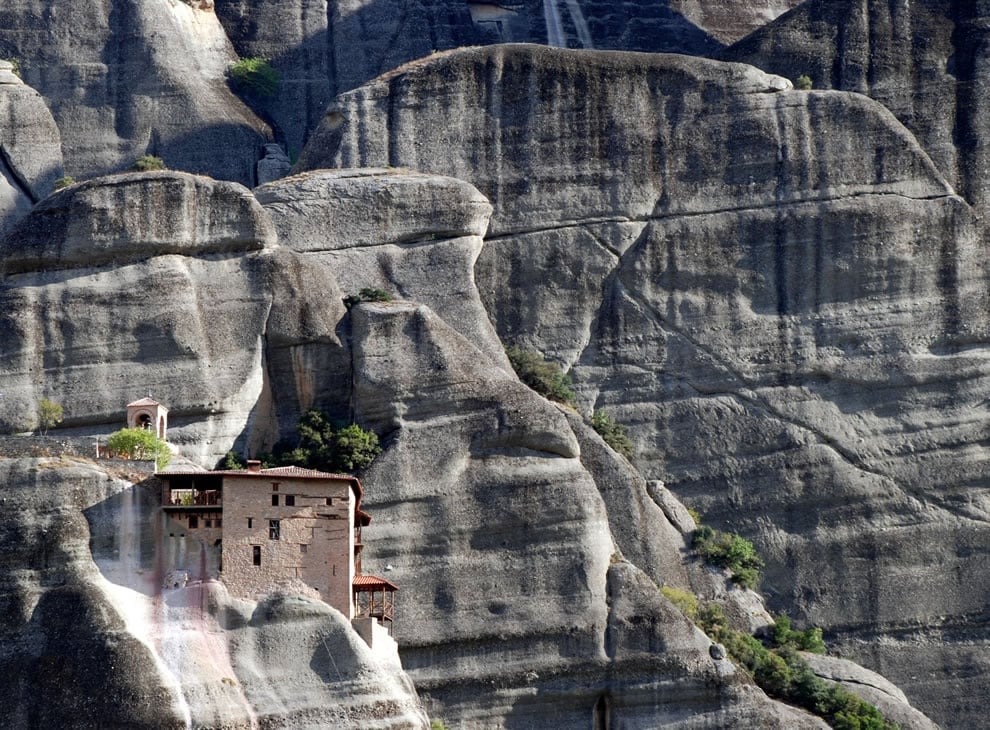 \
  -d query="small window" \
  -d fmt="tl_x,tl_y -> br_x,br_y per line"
300,543 -> 308,554
269,519 -> 280,540
189,516 -> 199,529
252,545 -> 261,566
285,495 -> 295,507
216,518 -> 222,527
247,517 -> 253,529
204,519 -> 212,528
326,497 -> 333,506
271,483 -> 279,492
272,494 -> 279,507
